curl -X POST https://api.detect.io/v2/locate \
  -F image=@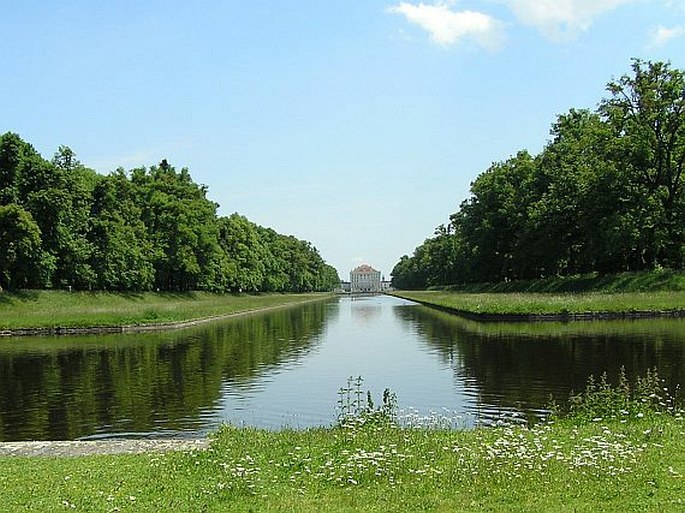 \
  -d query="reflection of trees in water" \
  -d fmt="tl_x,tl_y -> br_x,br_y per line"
0,299 -> 338,441
393,305 -> 685,418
